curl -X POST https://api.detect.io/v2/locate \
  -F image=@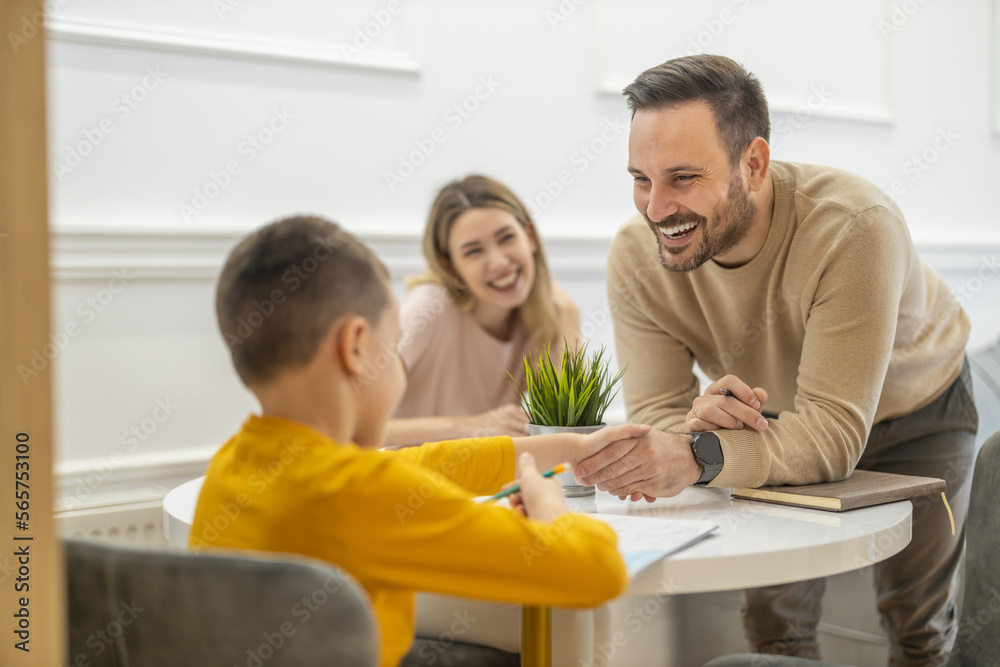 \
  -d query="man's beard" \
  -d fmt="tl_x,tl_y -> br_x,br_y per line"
650,175 -> 757,273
